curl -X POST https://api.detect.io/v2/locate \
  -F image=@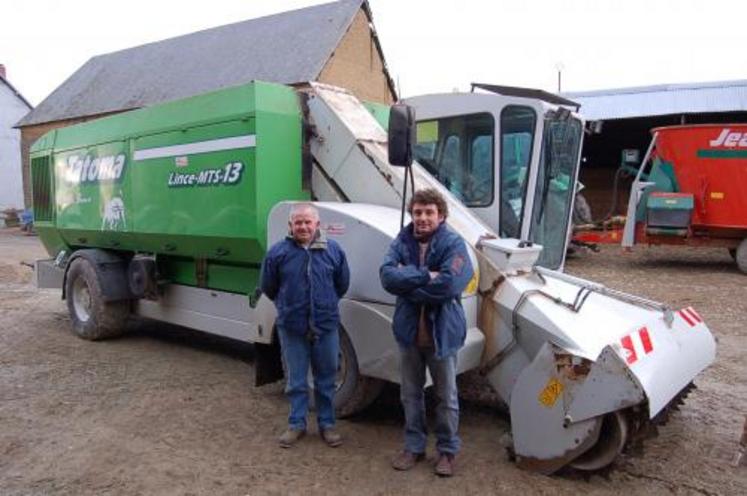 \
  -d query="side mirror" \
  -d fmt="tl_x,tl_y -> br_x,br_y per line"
388,104 -> 416,167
